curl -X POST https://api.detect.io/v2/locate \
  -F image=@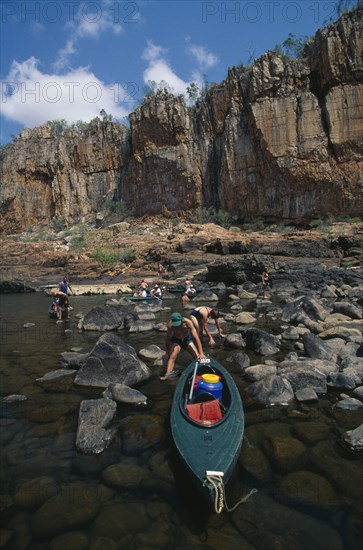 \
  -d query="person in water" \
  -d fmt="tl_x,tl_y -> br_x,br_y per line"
53,294 -> 69,321
181,280 -> 197,304
189,306 -> 226,346
160,312 -> 205,380
58,277 -> 73,296
53,276 -> 73,318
